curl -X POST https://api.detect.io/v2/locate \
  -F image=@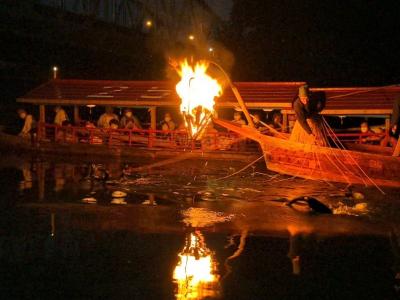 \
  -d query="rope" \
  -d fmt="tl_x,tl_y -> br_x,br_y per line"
322,117 -> 385,194
326,84 -> 400,100
323,121 -> 367,185
321,121 -> 365,185
216,154 -> 265,181
312,150 -> 337,188
306,142 -> 337,188
322,118 -> 373,187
